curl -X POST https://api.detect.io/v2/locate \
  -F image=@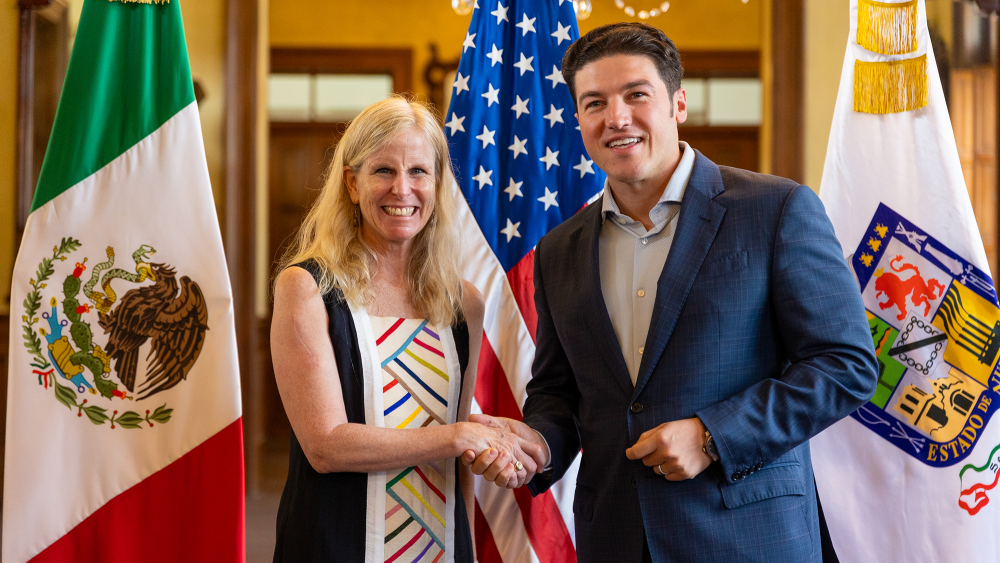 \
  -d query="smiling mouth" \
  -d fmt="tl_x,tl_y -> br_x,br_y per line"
382,206 -> 417,217
607,137 -> 641,148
